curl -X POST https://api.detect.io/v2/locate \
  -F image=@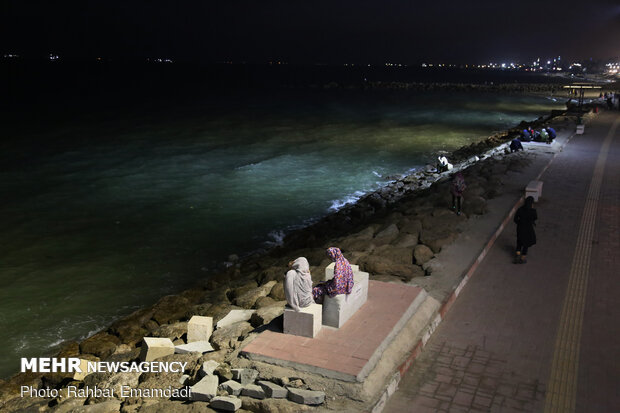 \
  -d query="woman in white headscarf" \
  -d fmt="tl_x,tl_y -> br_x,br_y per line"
284,257 -> 314,311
